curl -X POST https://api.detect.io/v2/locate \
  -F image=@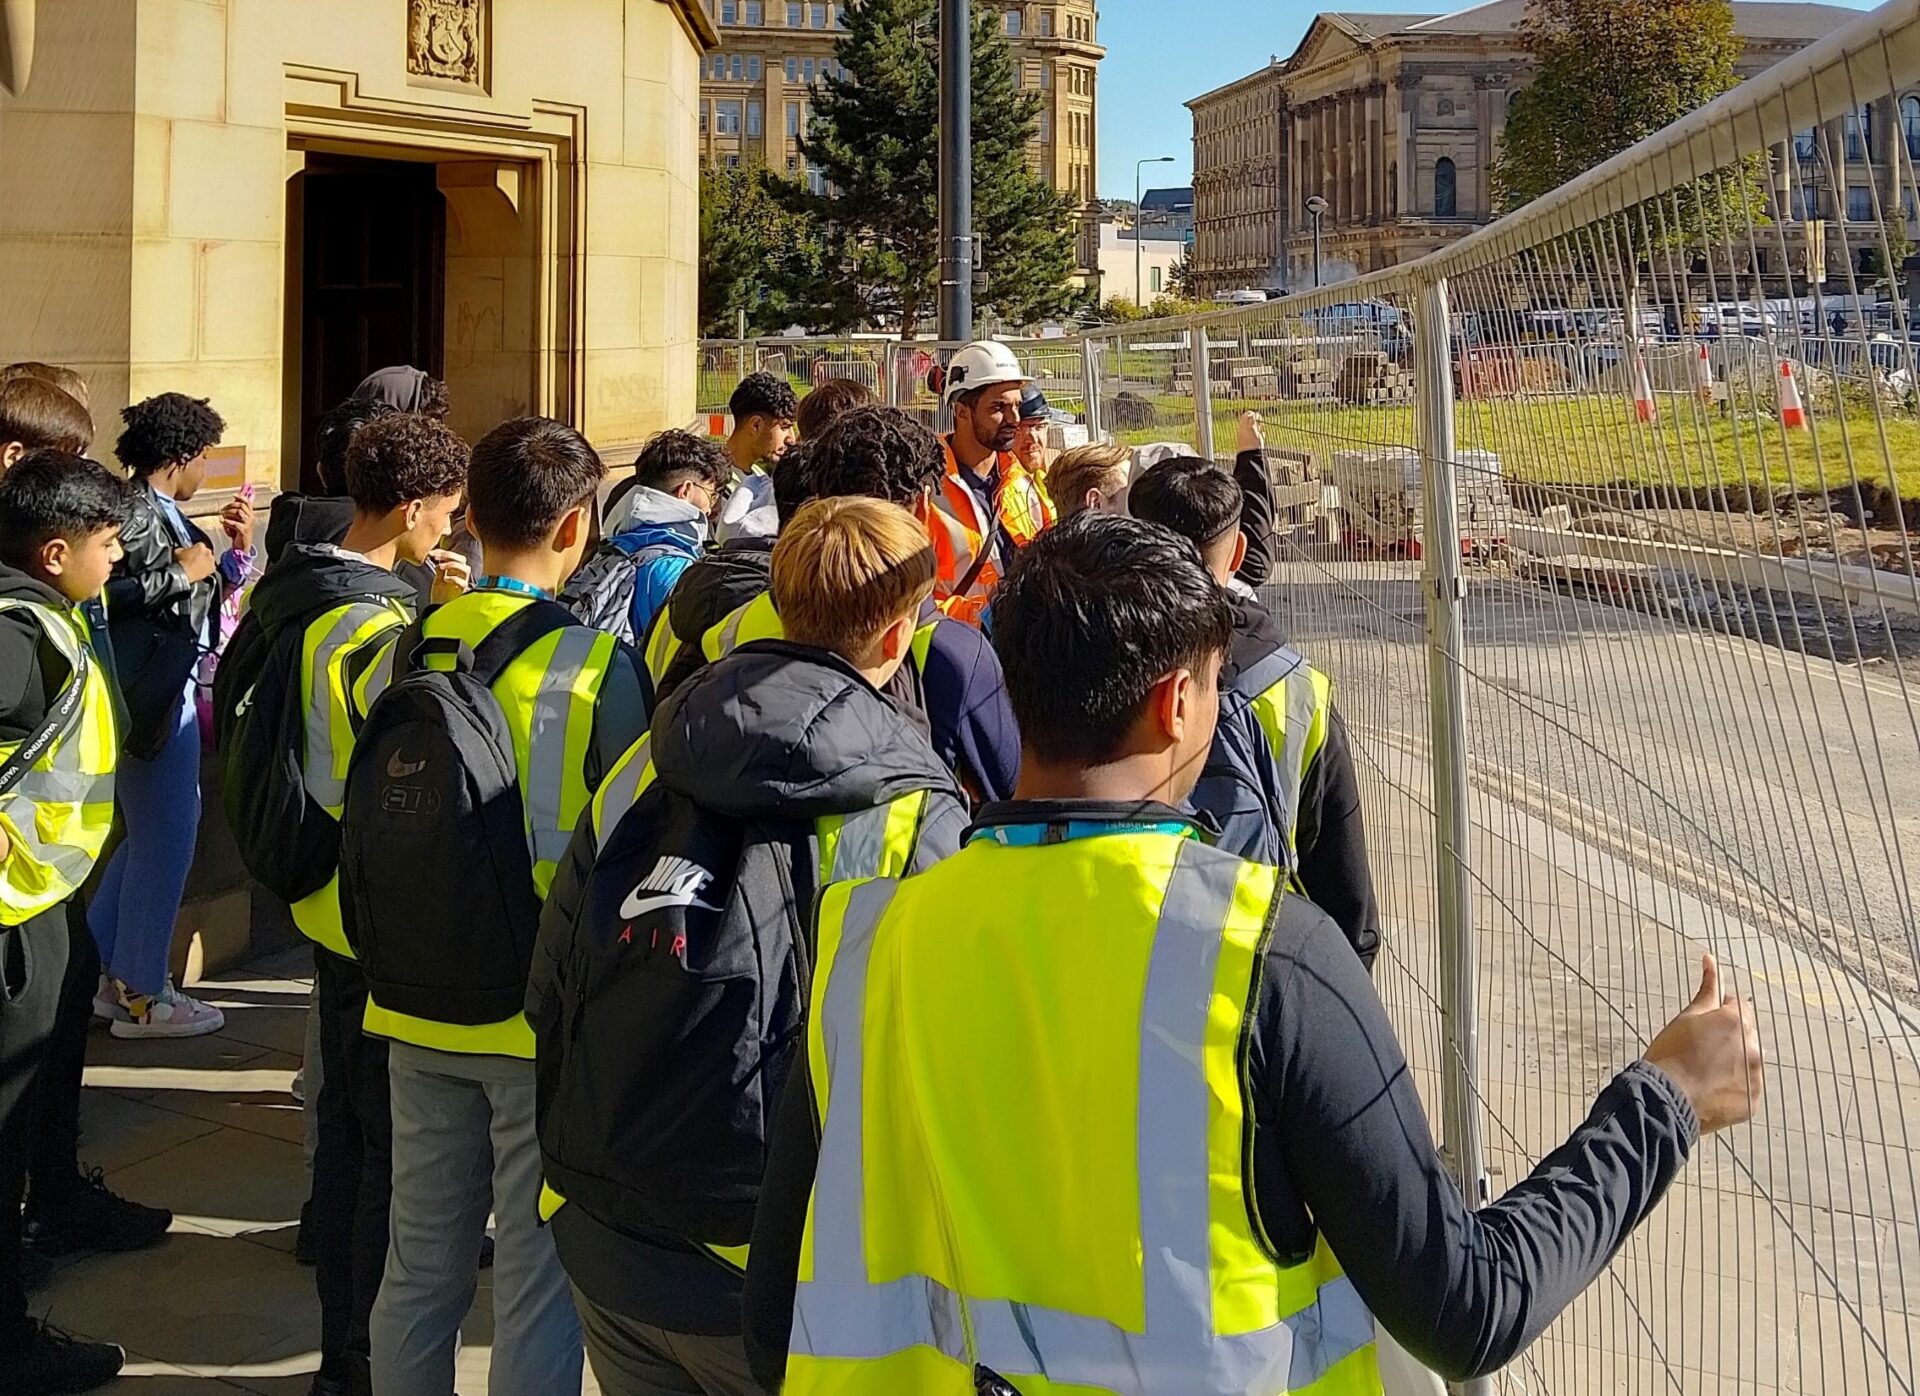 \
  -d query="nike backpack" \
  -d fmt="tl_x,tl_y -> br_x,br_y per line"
557,539 -> 683,644
533,780 -> 810,1249
339,602 -> 573,1028
214,602 -> 370,904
